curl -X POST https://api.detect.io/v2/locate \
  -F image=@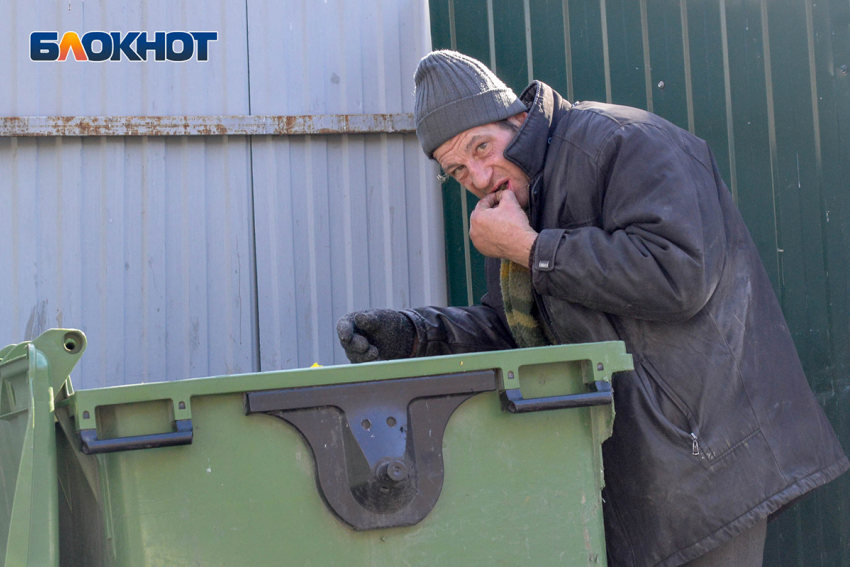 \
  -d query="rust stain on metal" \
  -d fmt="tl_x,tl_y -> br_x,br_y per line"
0,114 -> 415,137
